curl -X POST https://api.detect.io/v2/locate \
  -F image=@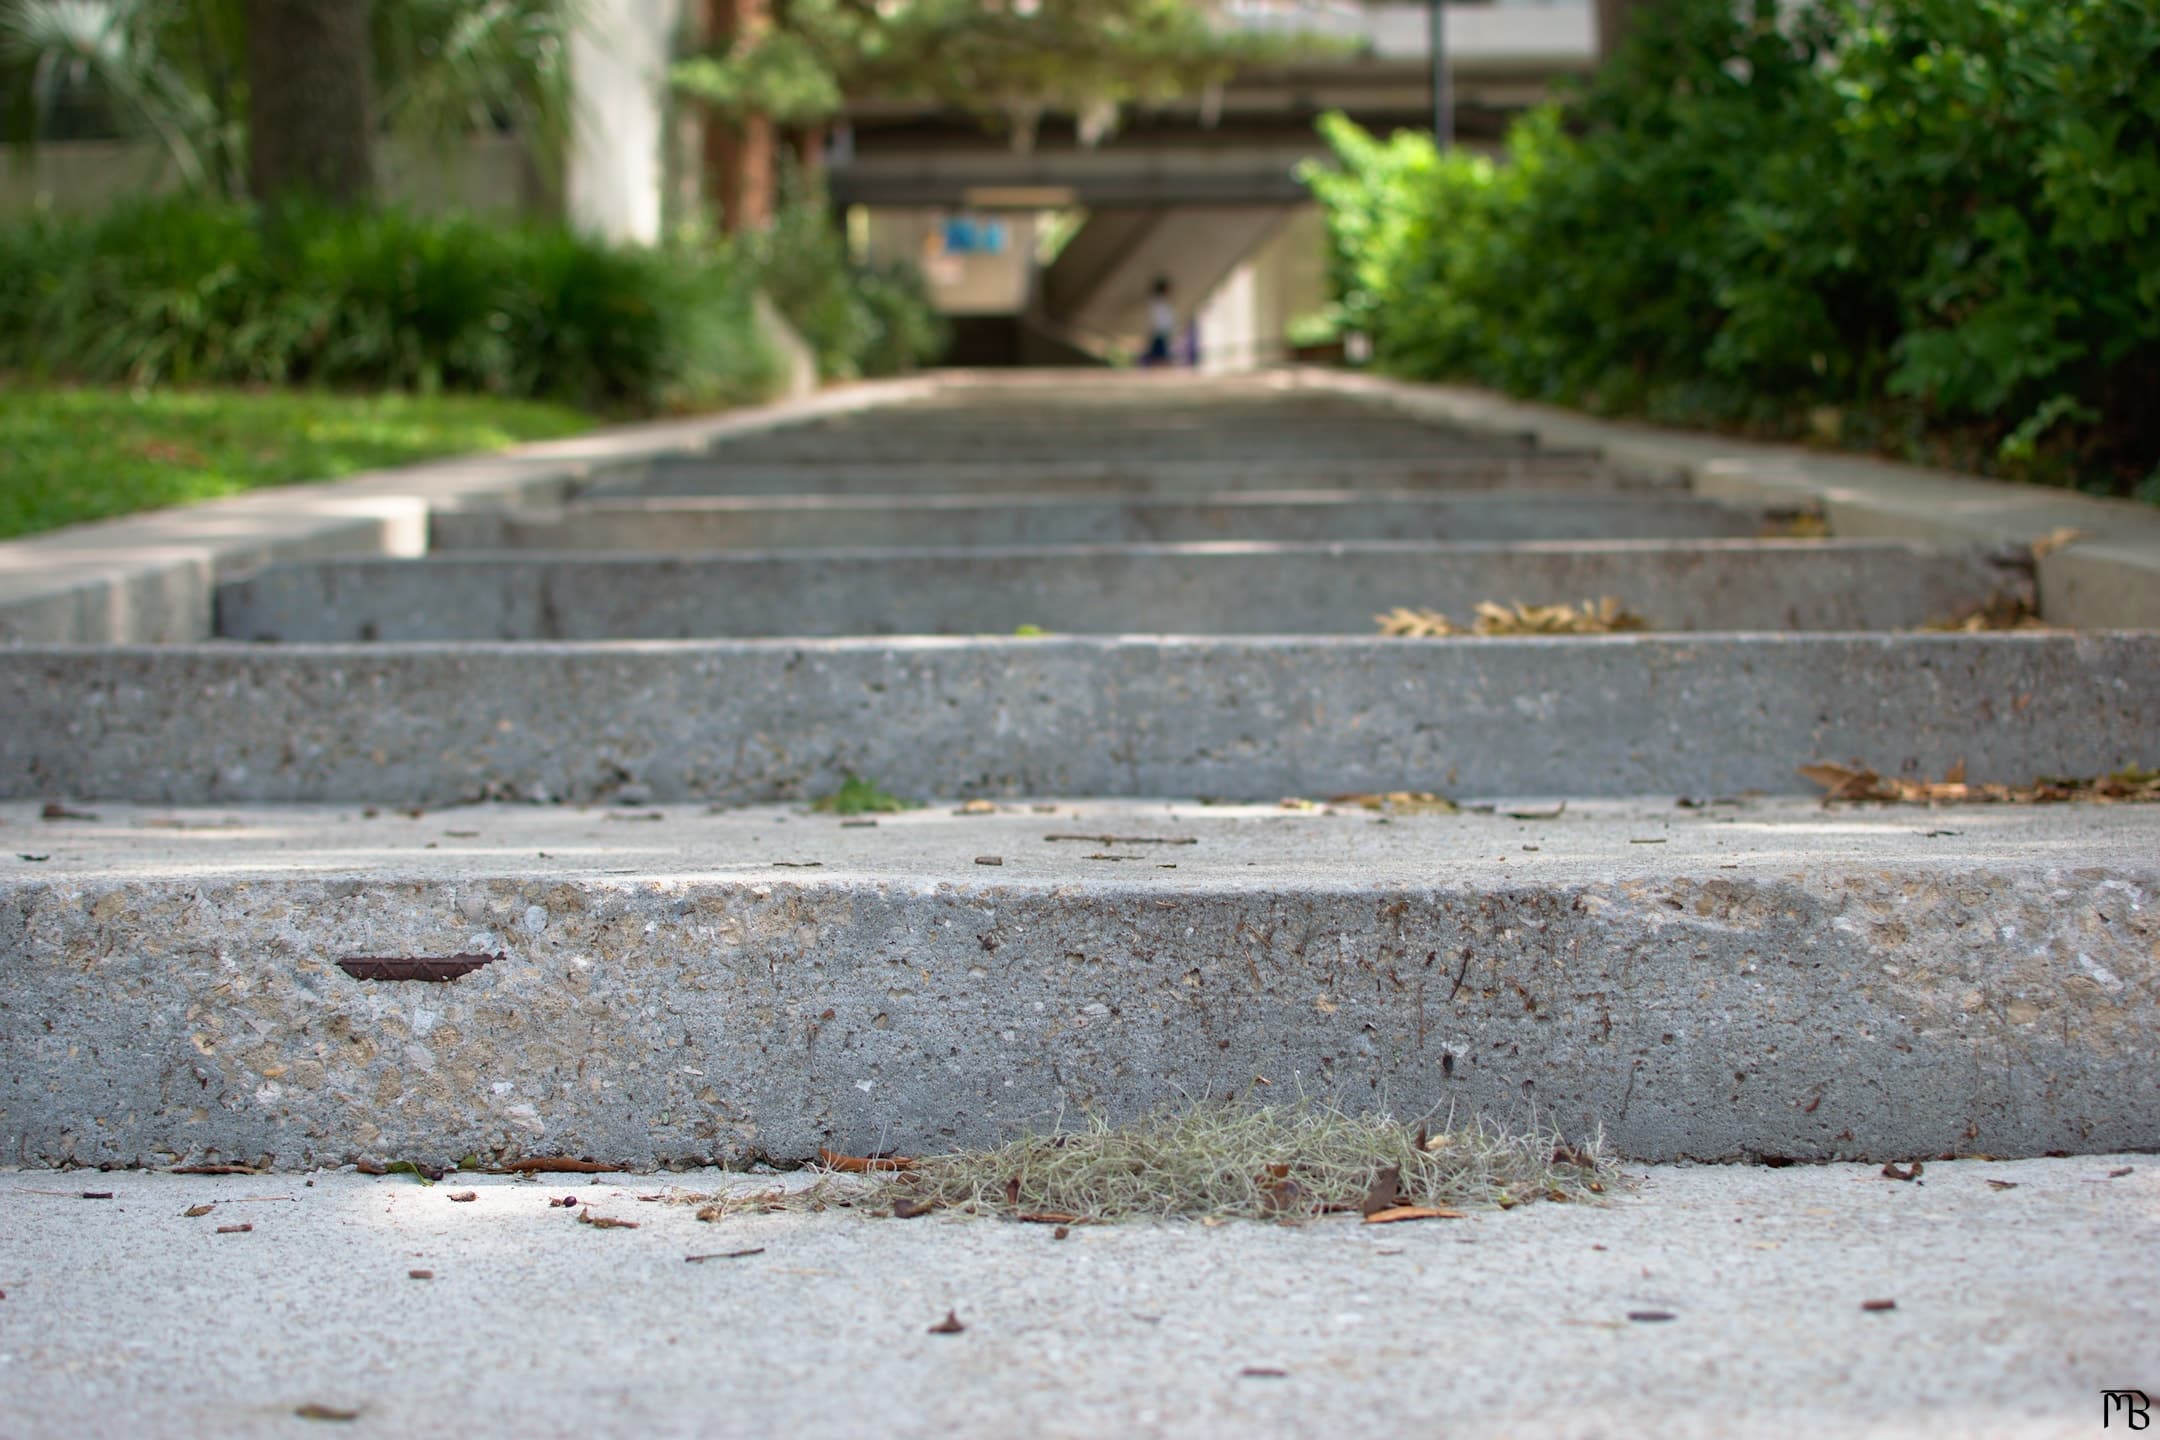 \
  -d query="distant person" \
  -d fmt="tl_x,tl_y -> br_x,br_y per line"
1143,277 -> 1176,367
